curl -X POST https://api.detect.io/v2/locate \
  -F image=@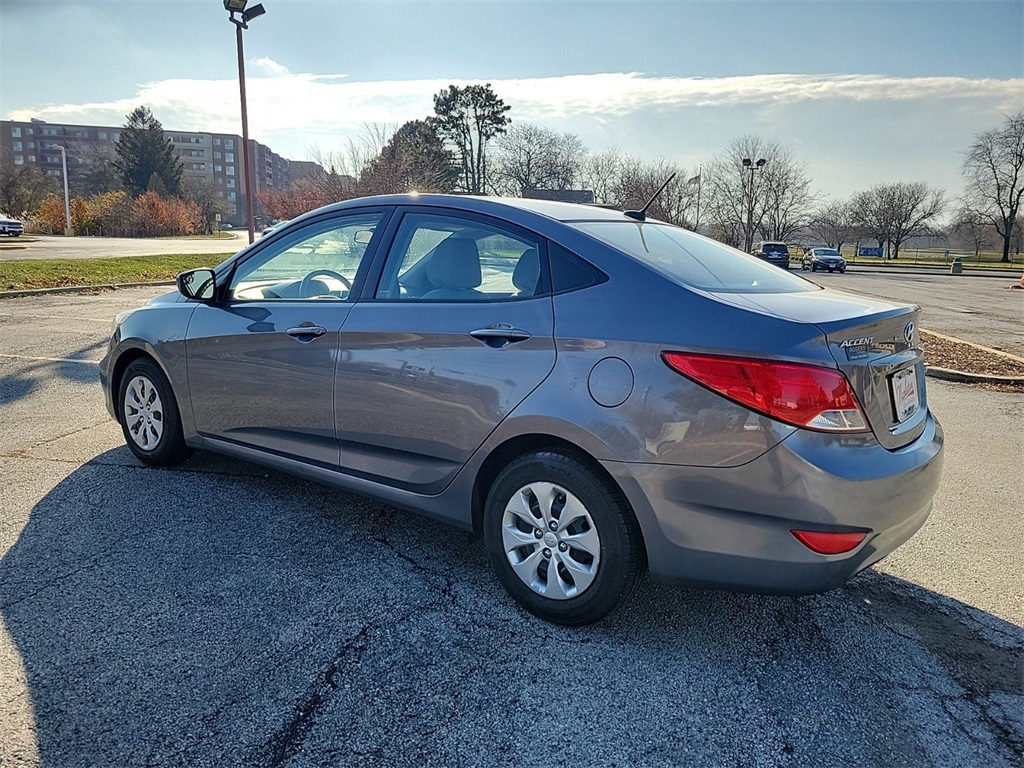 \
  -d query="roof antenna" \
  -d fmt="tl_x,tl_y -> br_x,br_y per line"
624,173 -> 676,221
